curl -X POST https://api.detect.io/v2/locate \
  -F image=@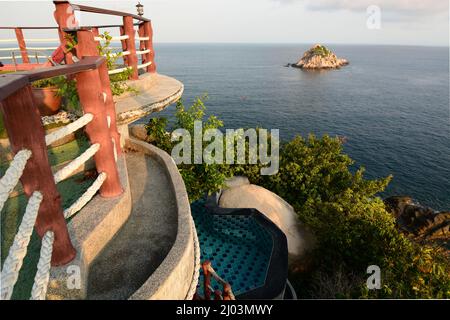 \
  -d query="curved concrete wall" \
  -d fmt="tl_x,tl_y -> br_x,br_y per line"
126,138 -> 195,300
